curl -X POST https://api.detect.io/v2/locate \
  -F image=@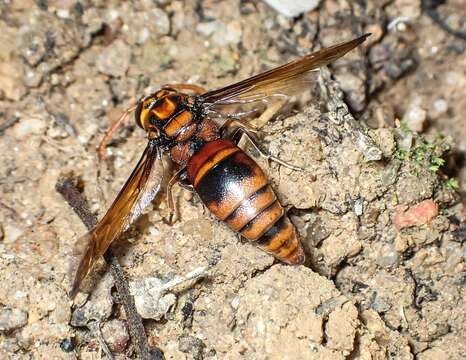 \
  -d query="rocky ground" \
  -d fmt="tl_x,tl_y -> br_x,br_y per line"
0,0 -> 465,359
